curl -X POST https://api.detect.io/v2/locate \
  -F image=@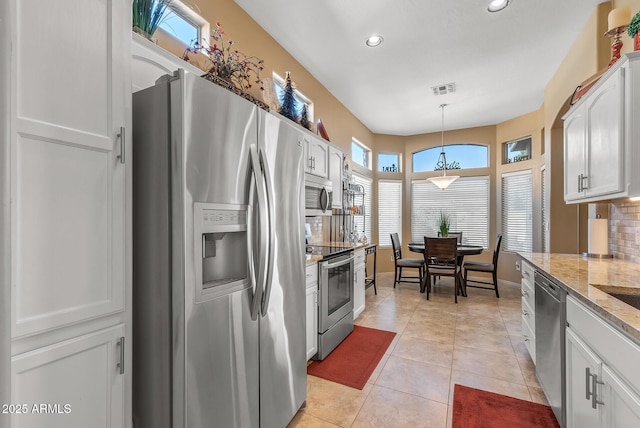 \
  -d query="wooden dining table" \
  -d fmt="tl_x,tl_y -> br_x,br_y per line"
407,241 -> 484,297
